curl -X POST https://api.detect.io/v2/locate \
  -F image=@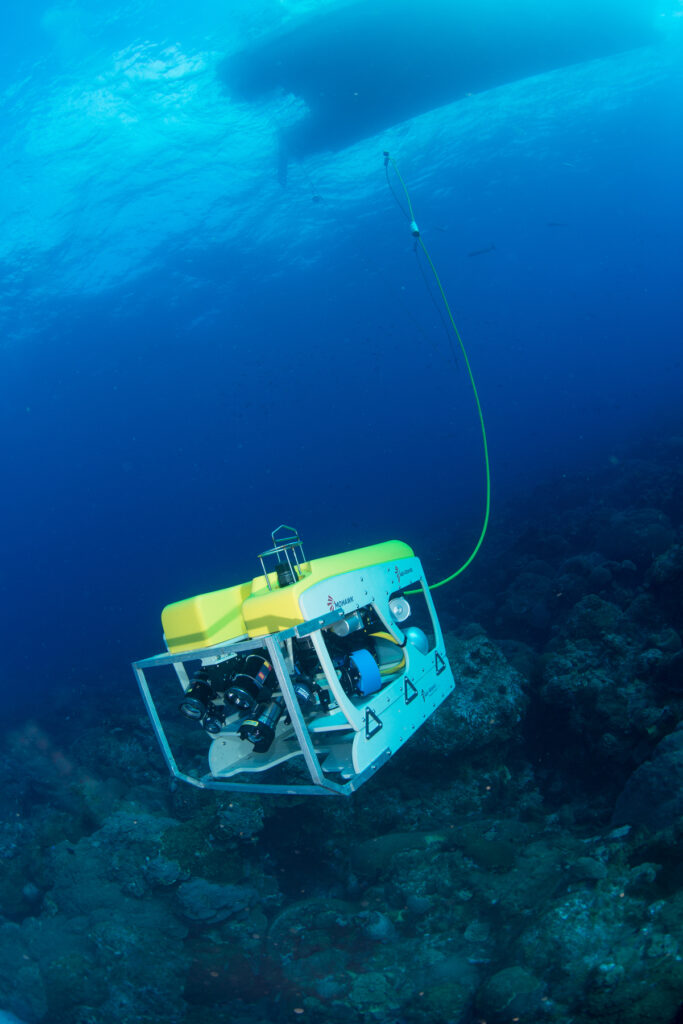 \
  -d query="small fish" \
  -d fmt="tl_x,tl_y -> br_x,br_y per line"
467,243 -> 496,258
